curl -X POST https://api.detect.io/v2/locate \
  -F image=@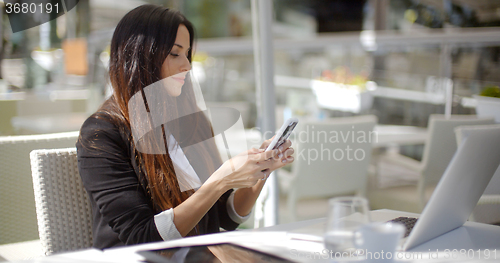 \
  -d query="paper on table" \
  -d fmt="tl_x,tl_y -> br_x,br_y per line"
103,231 -> 296,263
